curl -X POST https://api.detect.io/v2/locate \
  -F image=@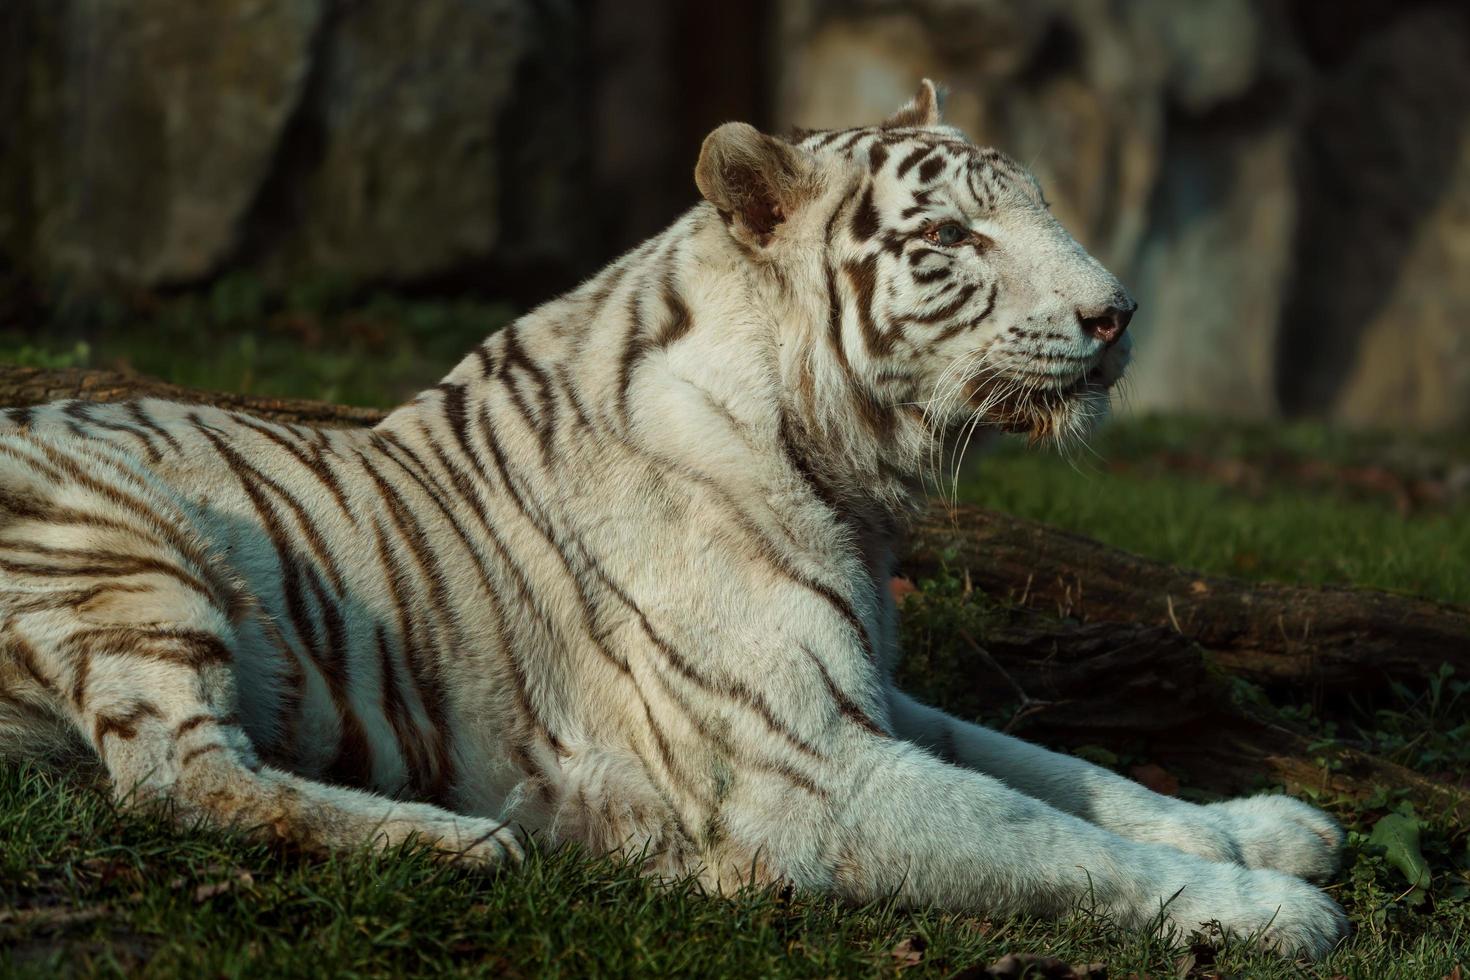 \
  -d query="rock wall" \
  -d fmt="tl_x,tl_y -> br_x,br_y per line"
773,0 -> 1470,428
2,0 -> 588,302
2,0 -> 1467,427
